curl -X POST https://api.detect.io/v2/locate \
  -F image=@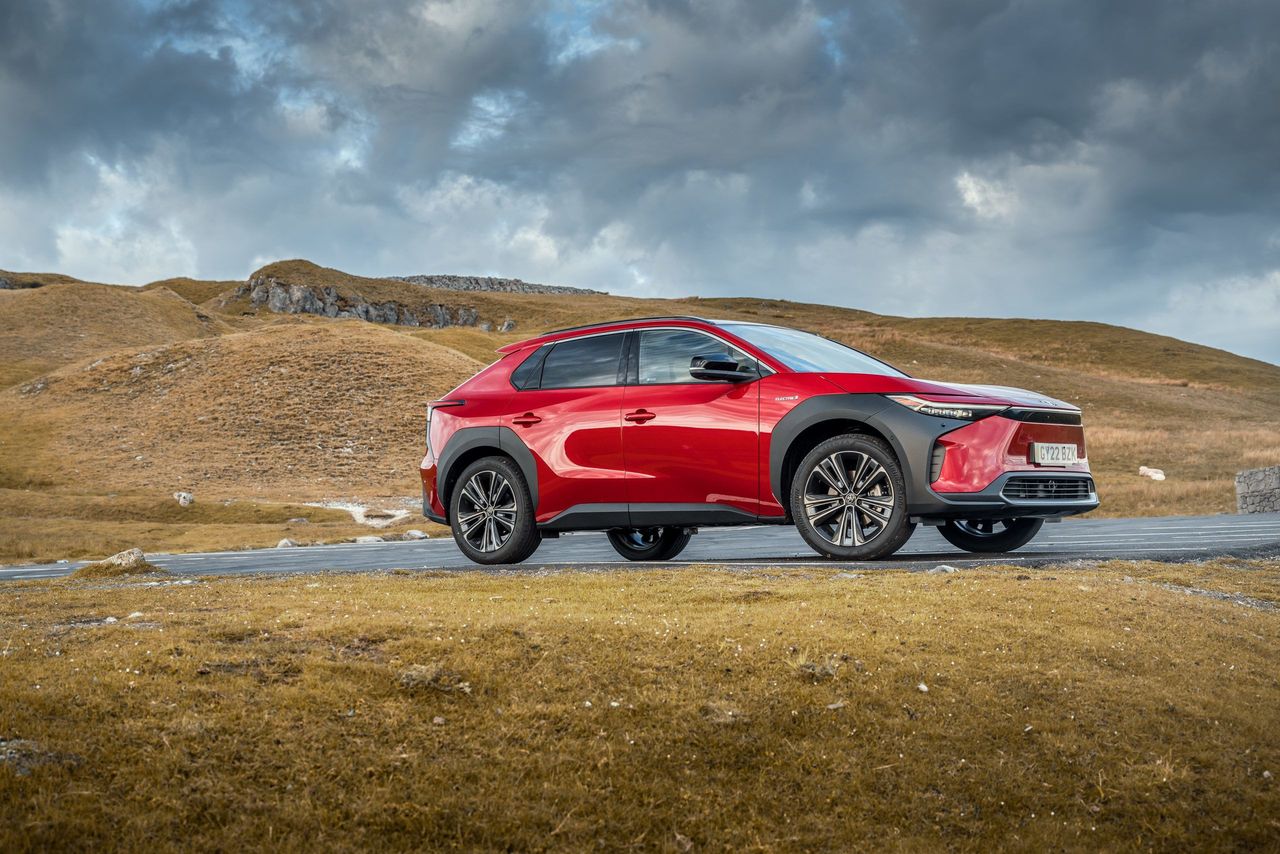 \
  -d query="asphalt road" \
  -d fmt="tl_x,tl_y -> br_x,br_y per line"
3,512 -> 1279,582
